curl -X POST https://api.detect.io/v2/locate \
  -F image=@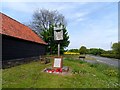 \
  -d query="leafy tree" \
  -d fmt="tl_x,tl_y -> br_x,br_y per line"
79,46 -> 87,54
29,9 -> 69,54
88,48 -> 105,55
111,42 -> 120,58
69,49 -> 79,53
40,24 -> 69,54
112,42 -> 120,54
